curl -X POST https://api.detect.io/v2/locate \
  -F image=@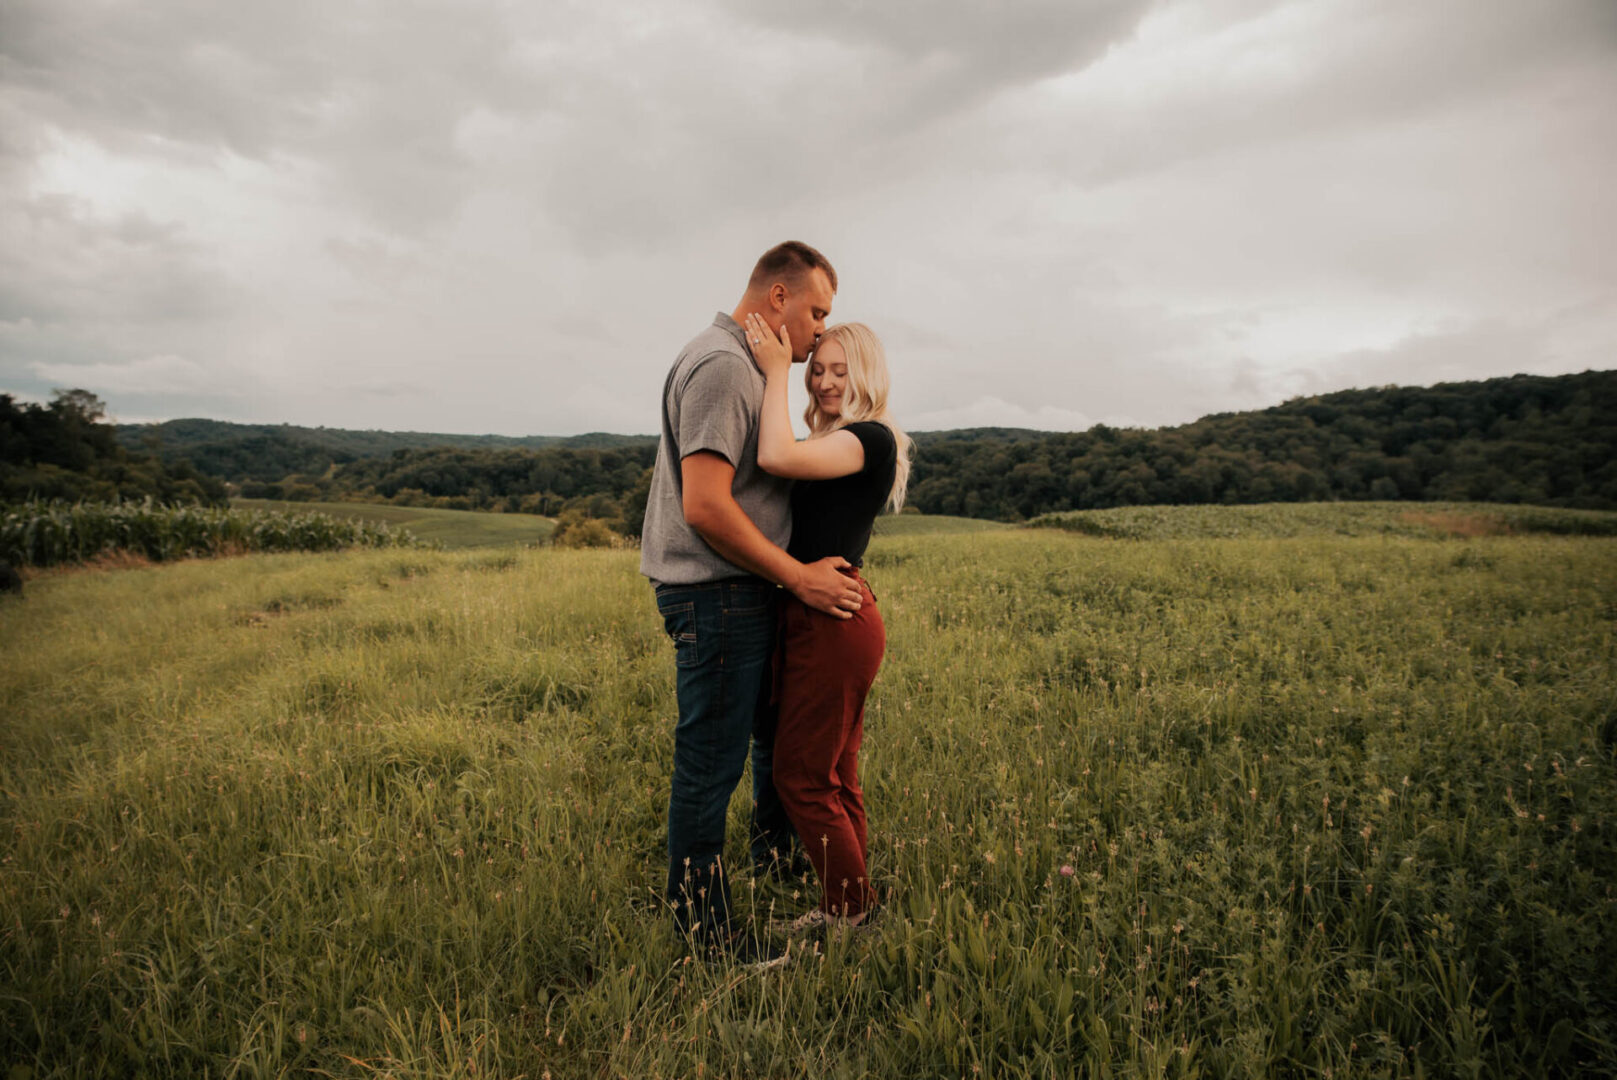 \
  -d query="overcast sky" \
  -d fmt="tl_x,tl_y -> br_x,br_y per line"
2,0 -> 1614,436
